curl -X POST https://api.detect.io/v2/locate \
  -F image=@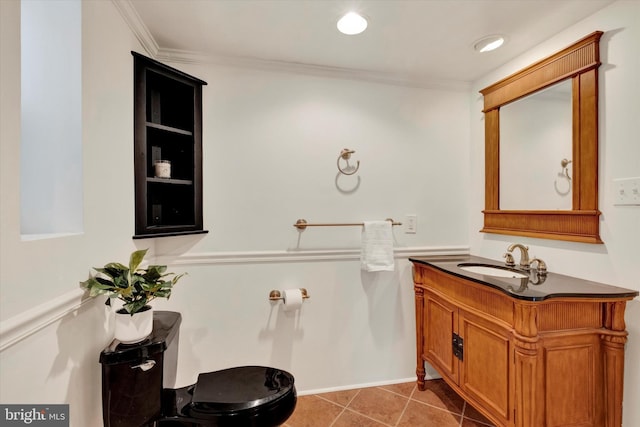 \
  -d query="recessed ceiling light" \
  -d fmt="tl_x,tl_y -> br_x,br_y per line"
474,35 -> 506,53
337,12 -> 368,35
